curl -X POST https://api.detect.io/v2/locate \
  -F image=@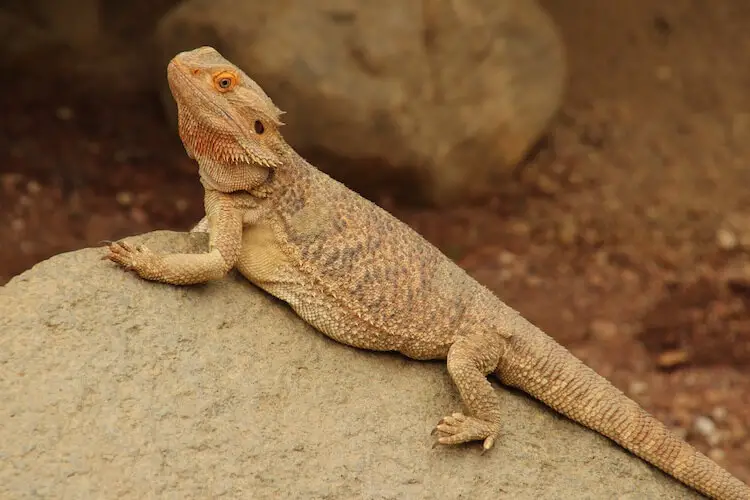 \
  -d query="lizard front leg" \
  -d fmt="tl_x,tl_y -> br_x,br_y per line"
435,336 -> 504,451
106,194 -> 243,285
